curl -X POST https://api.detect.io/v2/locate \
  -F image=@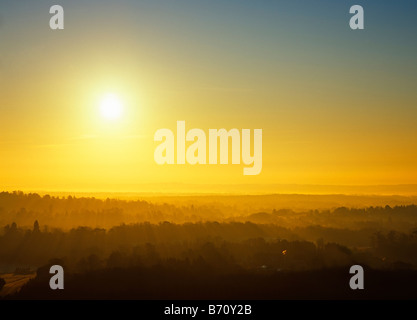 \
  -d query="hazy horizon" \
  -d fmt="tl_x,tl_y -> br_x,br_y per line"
3,182 -> 417,199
